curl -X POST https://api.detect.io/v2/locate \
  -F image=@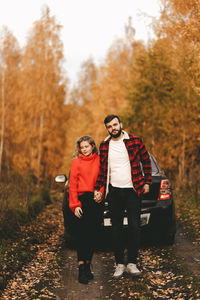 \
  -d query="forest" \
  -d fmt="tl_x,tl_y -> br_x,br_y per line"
0,1 -> 200,232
